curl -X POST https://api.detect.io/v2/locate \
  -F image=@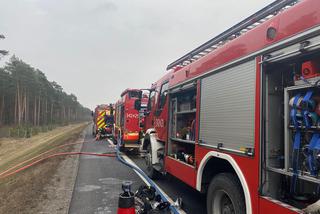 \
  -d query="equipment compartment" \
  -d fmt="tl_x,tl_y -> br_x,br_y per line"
262,52 -> 320,209
167,86 -> 196,167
